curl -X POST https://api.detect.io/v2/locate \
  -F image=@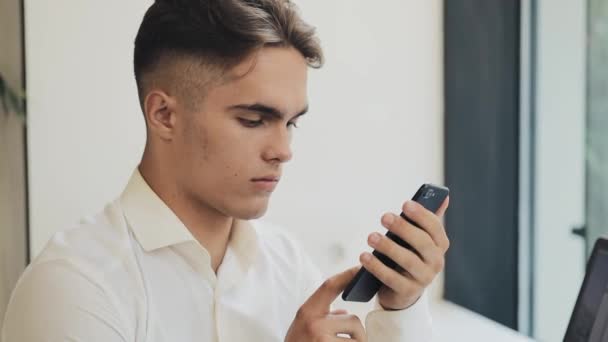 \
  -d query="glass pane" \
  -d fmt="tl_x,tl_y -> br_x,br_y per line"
587,0 -> 608,255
